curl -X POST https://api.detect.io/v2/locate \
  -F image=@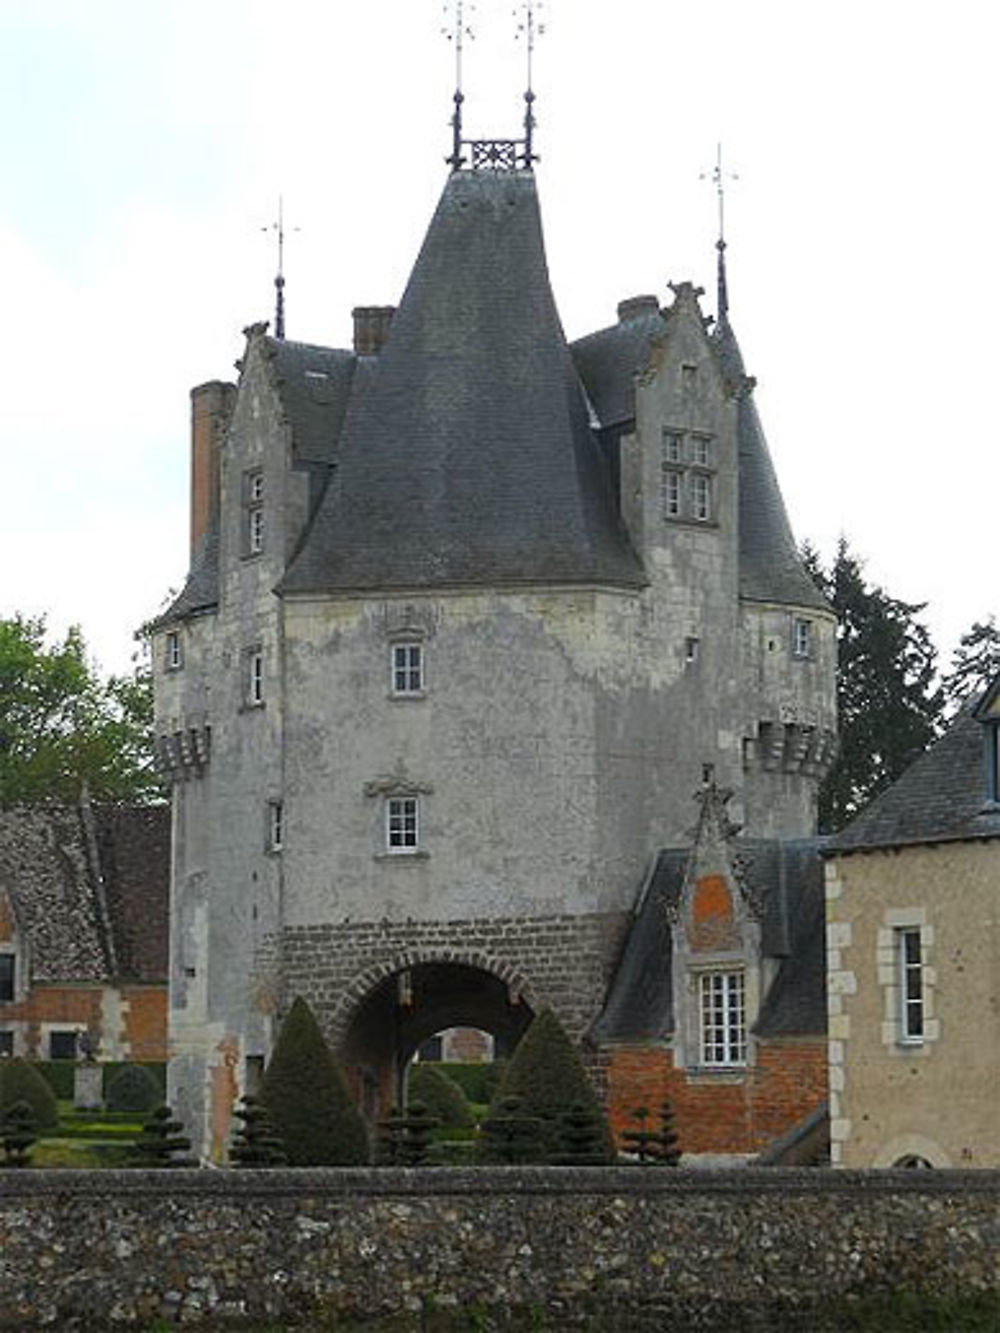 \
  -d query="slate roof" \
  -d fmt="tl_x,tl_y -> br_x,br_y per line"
592,837 -> 828,1043
268,338 -> 358,467
281,169 -> 644,595
825,706 -> 1000,854
157,524 -> 220,625
570,307 -> 666,430
0,803 -> 168,984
